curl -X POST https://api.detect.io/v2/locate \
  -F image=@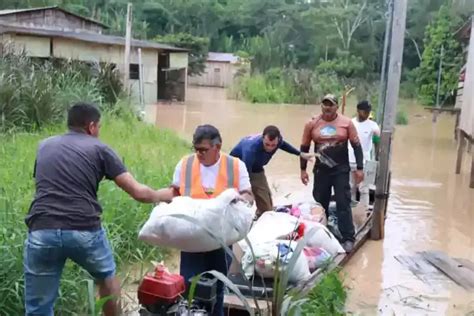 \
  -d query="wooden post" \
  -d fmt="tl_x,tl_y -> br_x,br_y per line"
456,131 -> 466,174
471,147 -> 474,188
454,112 -> 460,141
371,0 -> 407,240
123,3 -> 132,94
